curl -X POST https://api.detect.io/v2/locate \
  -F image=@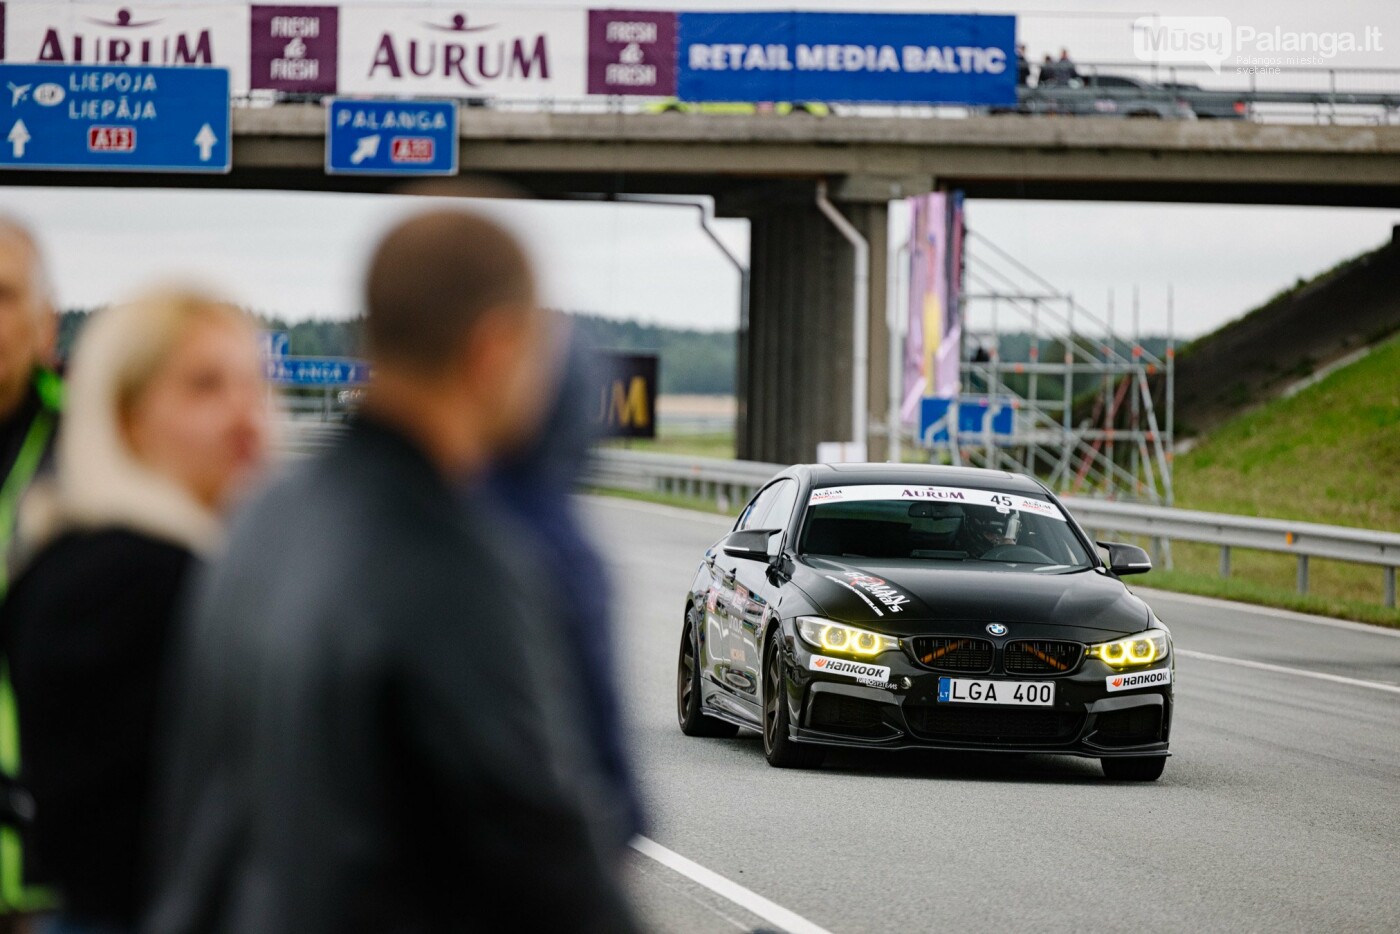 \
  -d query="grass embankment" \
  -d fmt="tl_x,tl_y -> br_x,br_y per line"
1128,331 -> 1400,626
